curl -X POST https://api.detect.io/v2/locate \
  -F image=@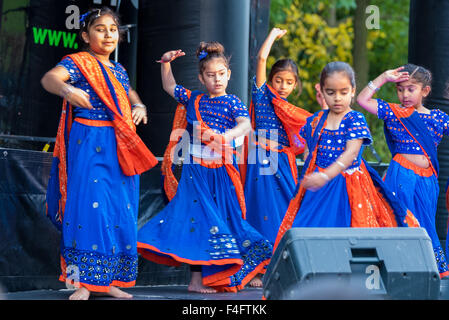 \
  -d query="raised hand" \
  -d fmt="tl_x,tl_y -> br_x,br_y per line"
269,27 -> 287,40
383,66 -> 410,83
157,50 -> 186,64
315,83 -> 328,110
256,28 -> 288,87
